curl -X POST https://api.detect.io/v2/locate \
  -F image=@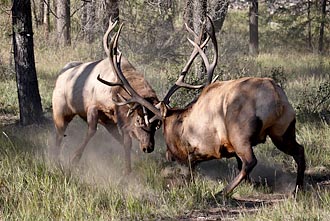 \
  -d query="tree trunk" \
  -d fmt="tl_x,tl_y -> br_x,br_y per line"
38,0 -> 44,26
160,0 -> 175,31
192,0 -> 207,34
212,0 -> 229,33
81,1 -> 87,40
184,0 -> 193,28
12,0 -> 43,126
249,0 -> 259,55
191,0 -> 207,79
44,0 -> 50,37
31,0 -> 39,27
83,0 -> 96,43
53,0 -> 56,13
318,0 -> 326,54
307,0 -> 312,51
56,0 -> 71,46
103,0 -> 119,30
